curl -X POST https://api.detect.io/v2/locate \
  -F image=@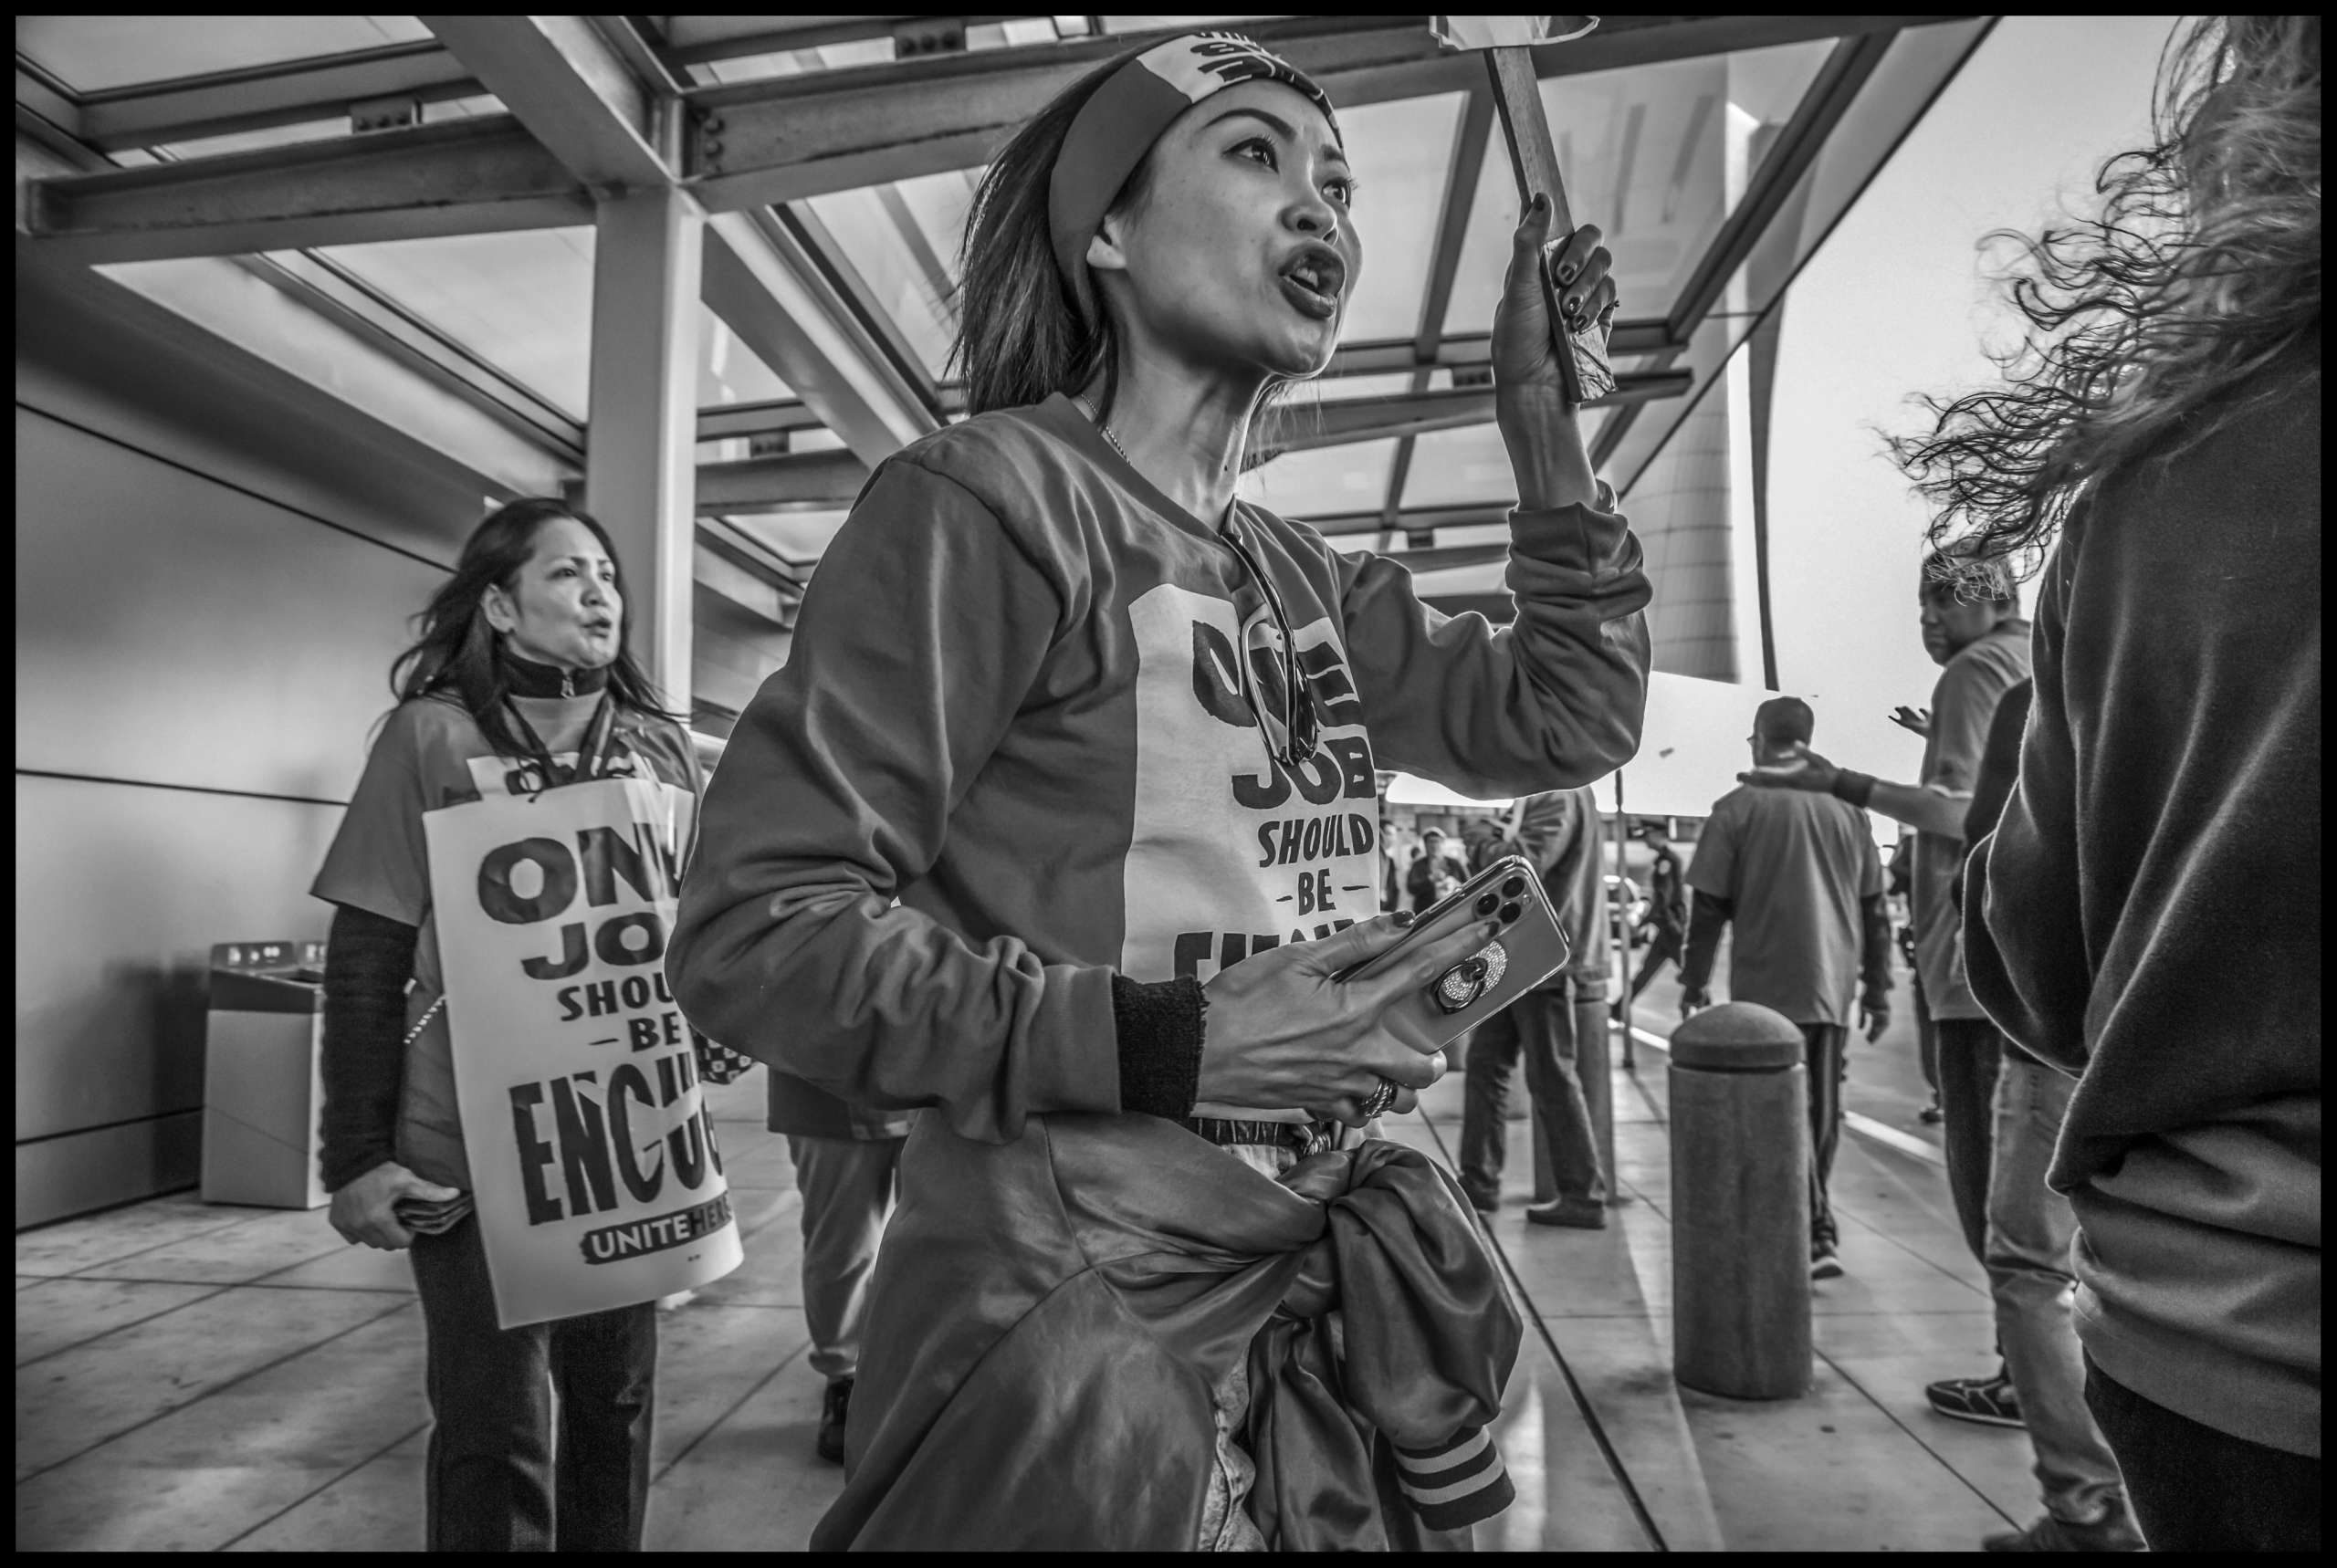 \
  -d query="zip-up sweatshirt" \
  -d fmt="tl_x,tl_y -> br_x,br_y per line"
666,392 -> 1651,1141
